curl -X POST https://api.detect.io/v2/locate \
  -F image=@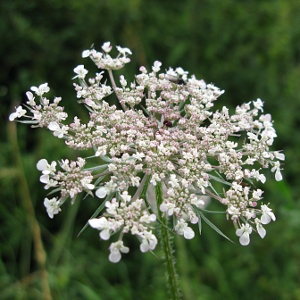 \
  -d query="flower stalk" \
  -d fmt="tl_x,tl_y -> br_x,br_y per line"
156,182 -> 181,300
